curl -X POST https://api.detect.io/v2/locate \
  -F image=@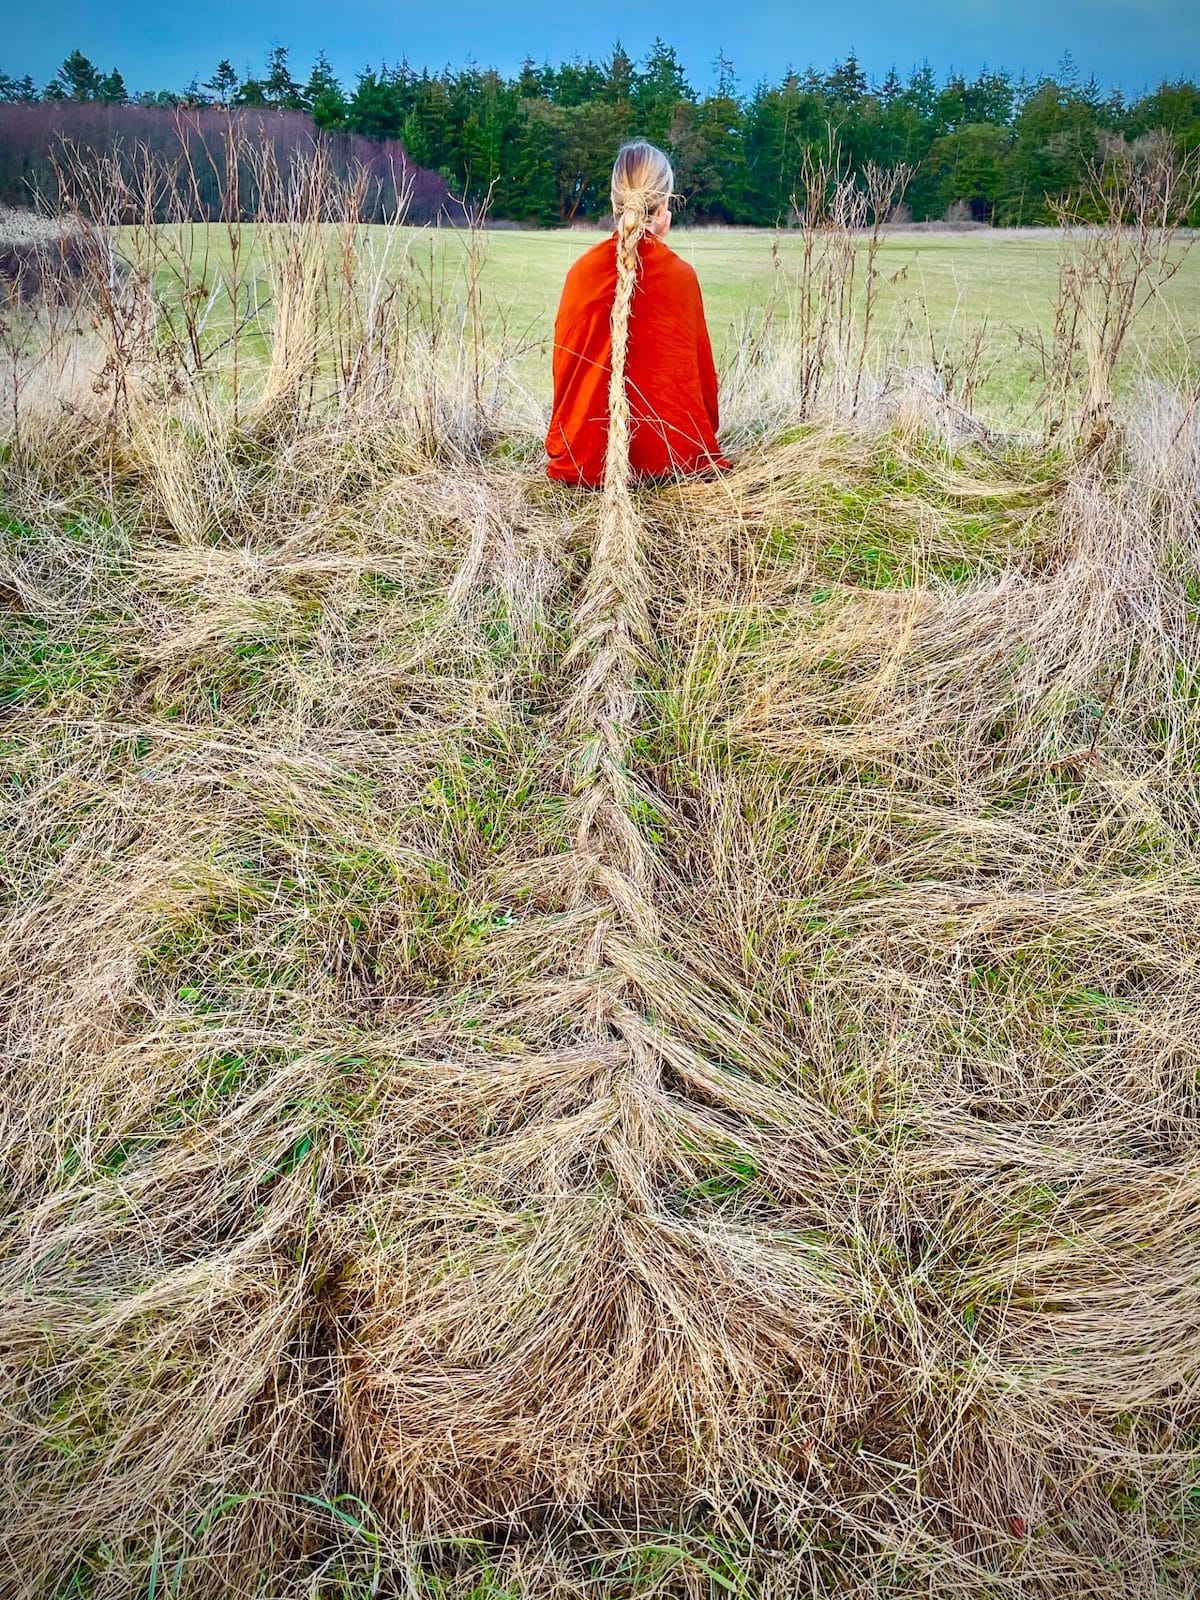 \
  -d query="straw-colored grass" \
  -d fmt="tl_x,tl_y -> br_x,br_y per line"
2,167 -> 1200,1599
